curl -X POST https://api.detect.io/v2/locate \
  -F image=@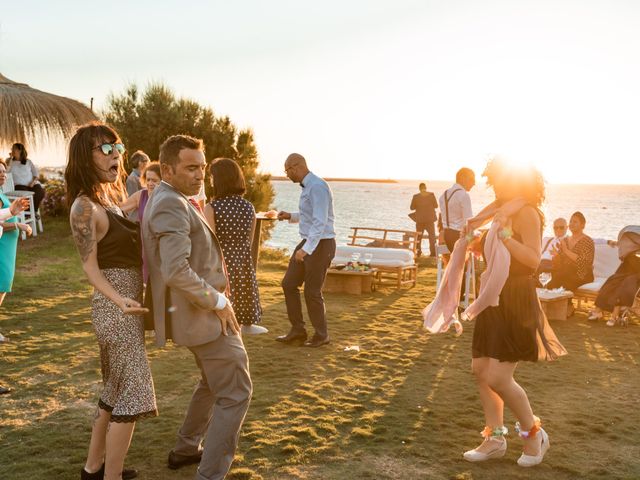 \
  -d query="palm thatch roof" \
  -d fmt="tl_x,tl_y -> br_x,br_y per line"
0,72 -> 97,149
